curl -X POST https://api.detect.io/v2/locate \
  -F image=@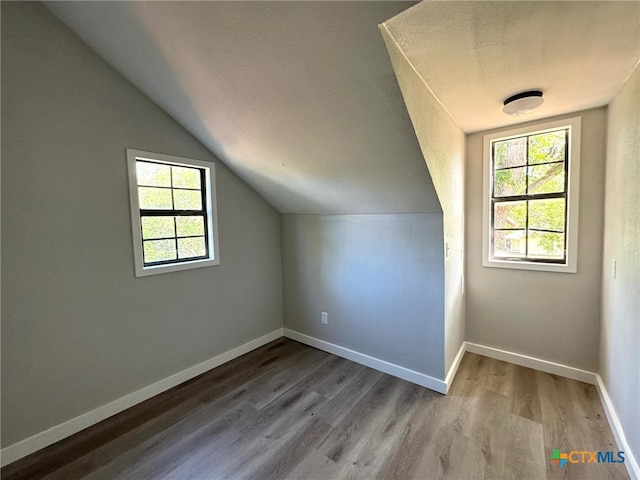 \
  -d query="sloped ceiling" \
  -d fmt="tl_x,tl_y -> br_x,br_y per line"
45,1 -> 442,215
383,1 -> 640,133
